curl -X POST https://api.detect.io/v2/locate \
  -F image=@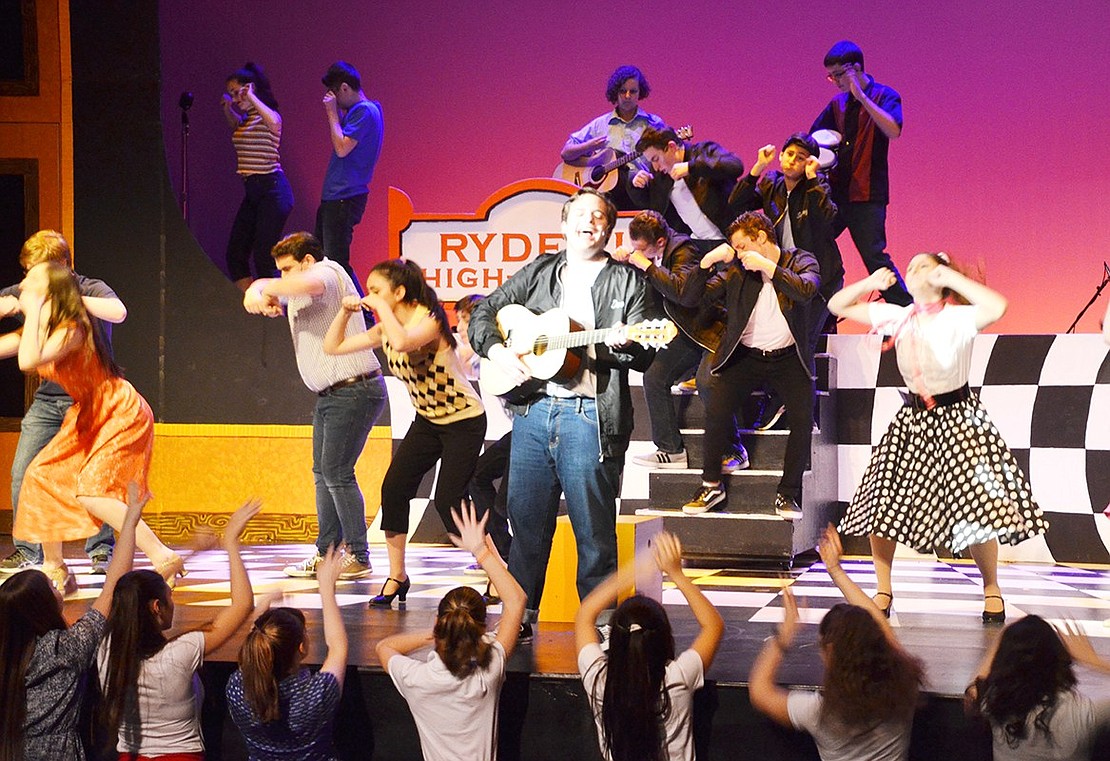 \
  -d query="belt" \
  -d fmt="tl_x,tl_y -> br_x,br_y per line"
318,370 -> 381,396
742,345 -> 795,359
901,383 -> 971,410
